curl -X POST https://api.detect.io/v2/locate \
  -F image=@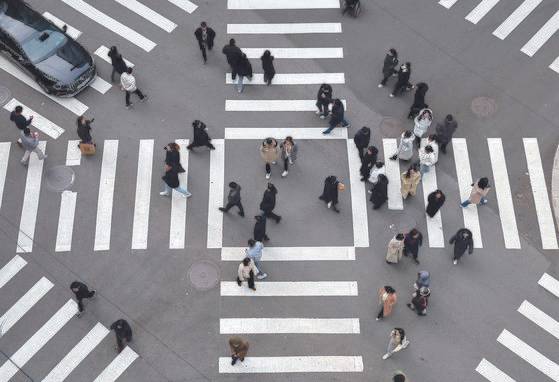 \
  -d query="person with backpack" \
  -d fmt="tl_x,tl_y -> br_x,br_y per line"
222,39 -> 242,73
360,146 -> 378,181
